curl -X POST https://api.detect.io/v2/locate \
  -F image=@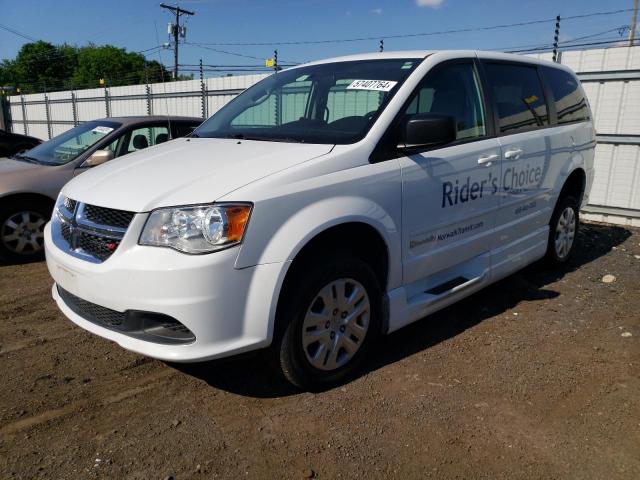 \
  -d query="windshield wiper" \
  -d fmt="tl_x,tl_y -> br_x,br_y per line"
224,133 -> 252,140
223,133 -> 305,143
12,154 -> 42,164
268,137 -> 306,144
